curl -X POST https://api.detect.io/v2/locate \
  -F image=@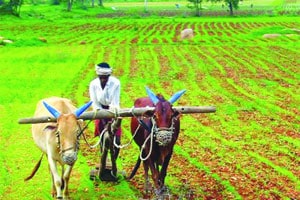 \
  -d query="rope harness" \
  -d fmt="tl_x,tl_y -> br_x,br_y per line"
138,117 -> 176,161
83,107 -> 146,150
73,108 -> 176,163
153,117 -> 176,146
55,121 -> 84,155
